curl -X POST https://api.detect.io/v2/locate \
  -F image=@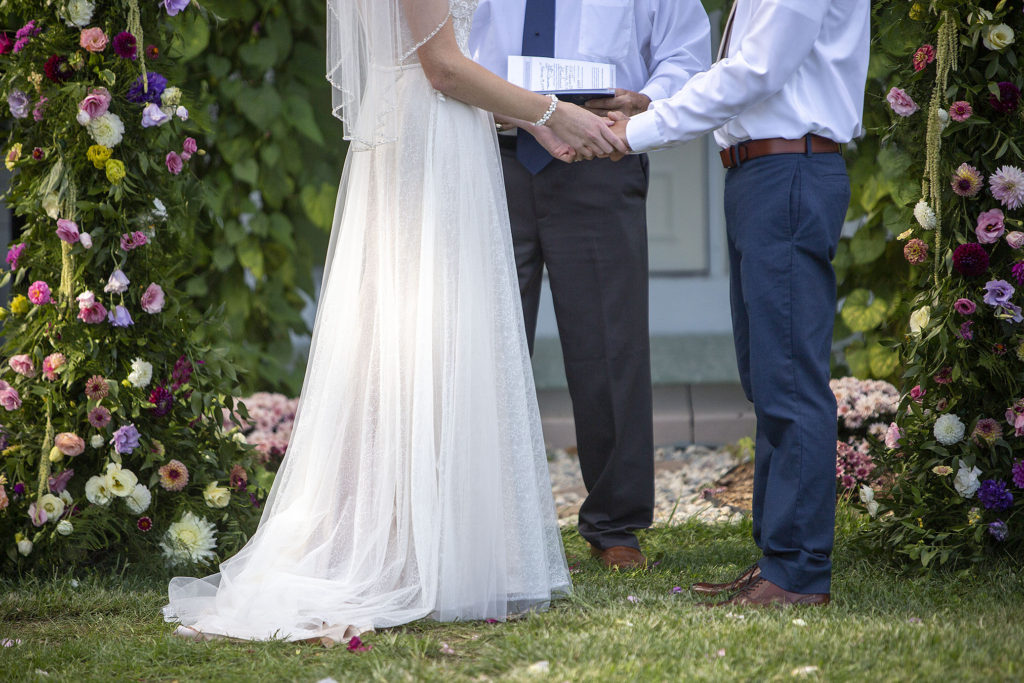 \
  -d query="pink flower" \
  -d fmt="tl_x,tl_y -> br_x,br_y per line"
182,137 -> 198,157
953,298 -> 976,315
949,101 -> 972,122
88,406 -> 111,429
912,44 -> 935,71
884,422 -> 903,449
27,281 -> 51,305
141,283 -> 165,314
1007,232 -> 1024,250
975,208 -> 1005,244
8,355 -> 36,378
54,432 -> 85,456
78,87 -> 111,120
951,163 -> 984,198
989,165 -> 1024,210
347,635 -> 372,653
0,485 -> 7,512
165,151 -> 183,175
933,367 -> 952,384
42,353 -> 66,381
0,387 -> 22,411
29,502 -> 46,526
56,219 -> 81,244
79,27 -> 108,52
887,87 -> 918,117
120,231 -> 149,251
158,460 -> 189,491
910,385 -> 926,403
77,300 -> 108,325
